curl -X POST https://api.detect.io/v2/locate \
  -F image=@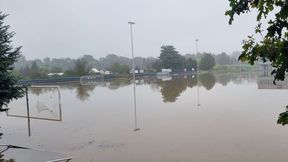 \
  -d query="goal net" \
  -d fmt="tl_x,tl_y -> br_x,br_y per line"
6,85 -> 62,121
